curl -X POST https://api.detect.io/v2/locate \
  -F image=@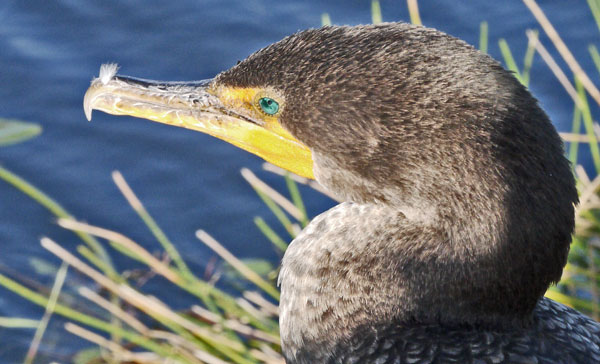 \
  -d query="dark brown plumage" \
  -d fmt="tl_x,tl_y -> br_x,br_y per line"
218,23 -> 599,363
85,22 -> 600,364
